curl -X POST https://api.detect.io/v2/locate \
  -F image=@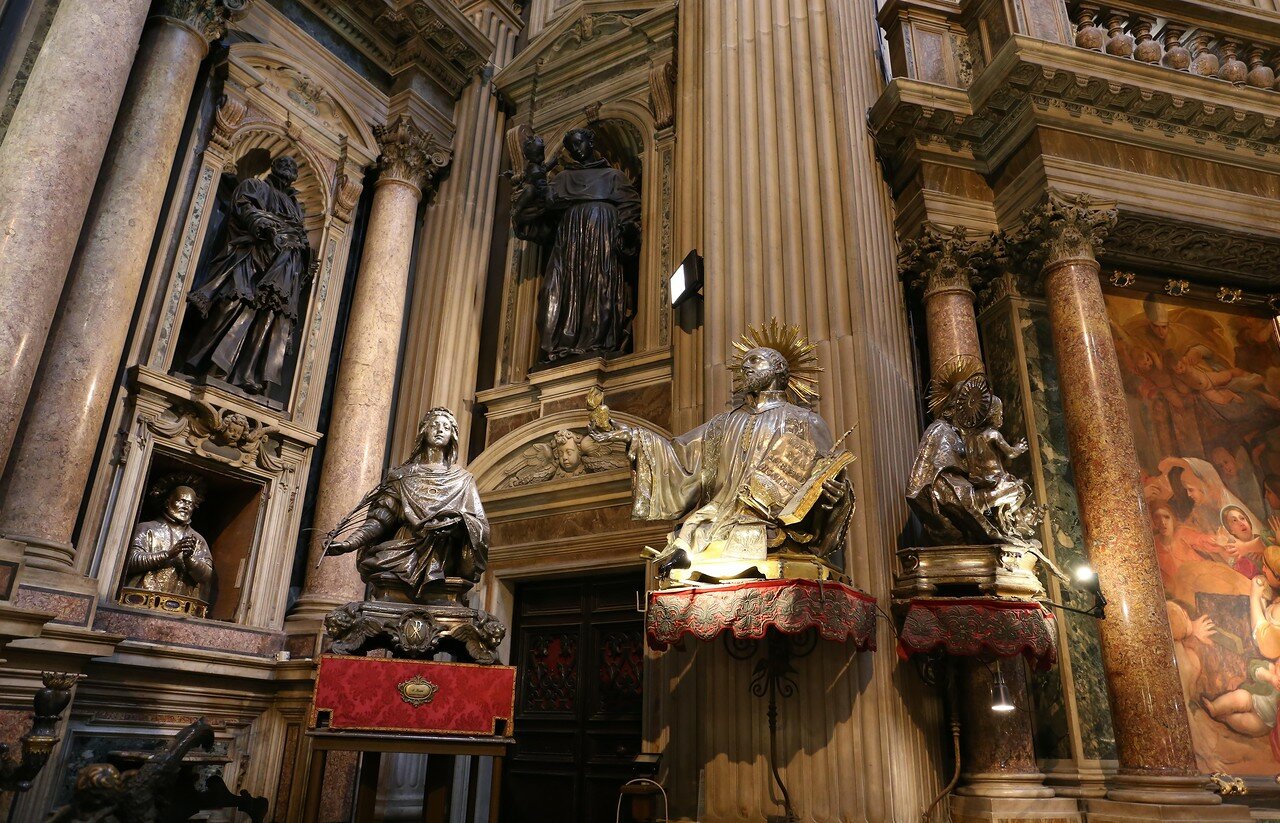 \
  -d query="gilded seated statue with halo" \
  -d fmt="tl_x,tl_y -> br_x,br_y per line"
119,476 -> 215,618
589,321 -> 855,587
